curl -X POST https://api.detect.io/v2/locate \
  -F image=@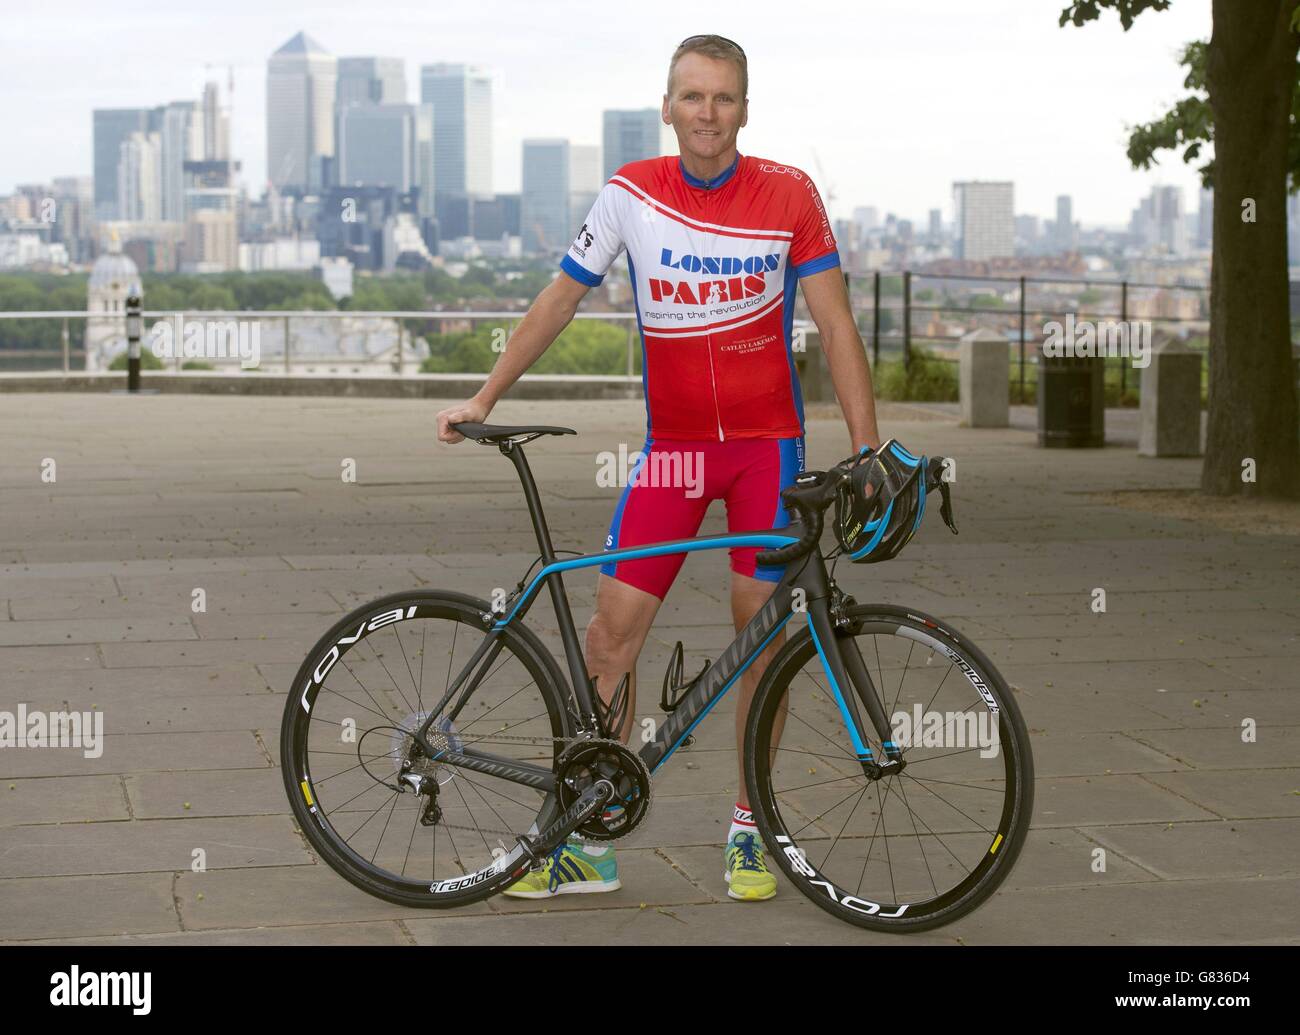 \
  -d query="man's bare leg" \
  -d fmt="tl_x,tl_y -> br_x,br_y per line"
585,573 -> 662,743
